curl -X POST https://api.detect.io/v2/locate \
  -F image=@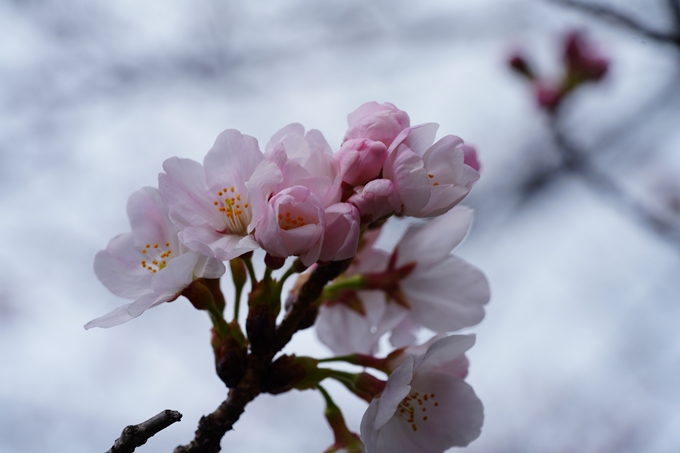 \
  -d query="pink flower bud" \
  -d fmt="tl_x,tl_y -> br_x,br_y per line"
564,31 -> 609,82
319,202 -> 361,262
508,53 -> 534,79
461,144 -> 481,172
348,179 -> 401,224
335,138 -> 388,187
343,101 -> 410,147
